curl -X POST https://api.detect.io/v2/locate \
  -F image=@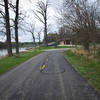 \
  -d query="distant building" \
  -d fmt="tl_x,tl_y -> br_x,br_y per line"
59,38 -> 72,45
